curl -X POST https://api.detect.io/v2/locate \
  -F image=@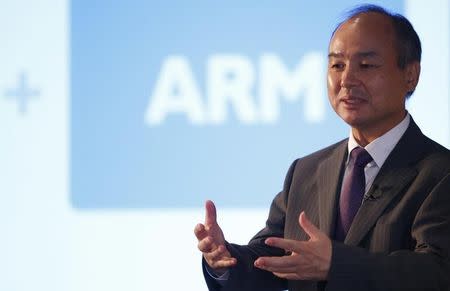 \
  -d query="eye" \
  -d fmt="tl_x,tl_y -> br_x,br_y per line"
330,63 -> 345,70
360,63 -> 377,69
